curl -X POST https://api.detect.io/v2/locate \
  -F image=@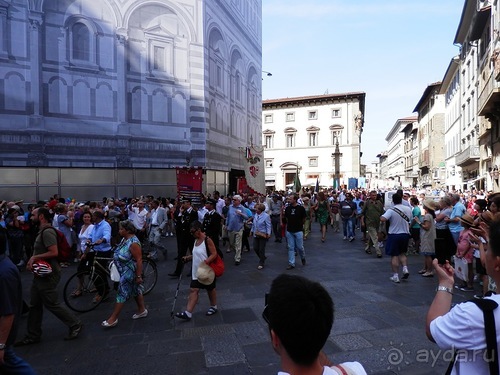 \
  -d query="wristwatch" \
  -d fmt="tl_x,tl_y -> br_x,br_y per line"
0,343 -> 6,350
436,285 -> 453,295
